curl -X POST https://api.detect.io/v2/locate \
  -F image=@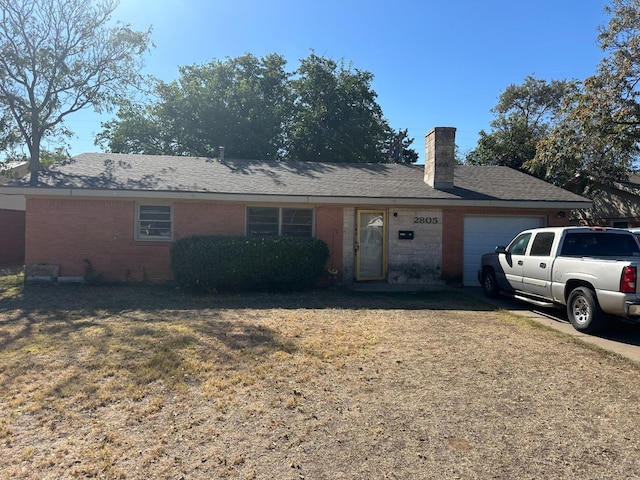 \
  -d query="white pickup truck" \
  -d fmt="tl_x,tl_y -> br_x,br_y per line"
479,226 -> 640,333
